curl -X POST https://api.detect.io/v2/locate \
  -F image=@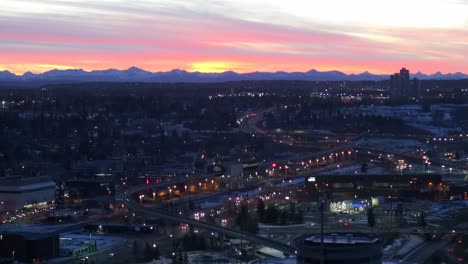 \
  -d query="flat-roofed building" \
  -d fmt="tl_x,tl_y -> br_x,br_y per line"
0,224 -> 61,262
296,233 -> 382,264
0,176 -> 55,212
